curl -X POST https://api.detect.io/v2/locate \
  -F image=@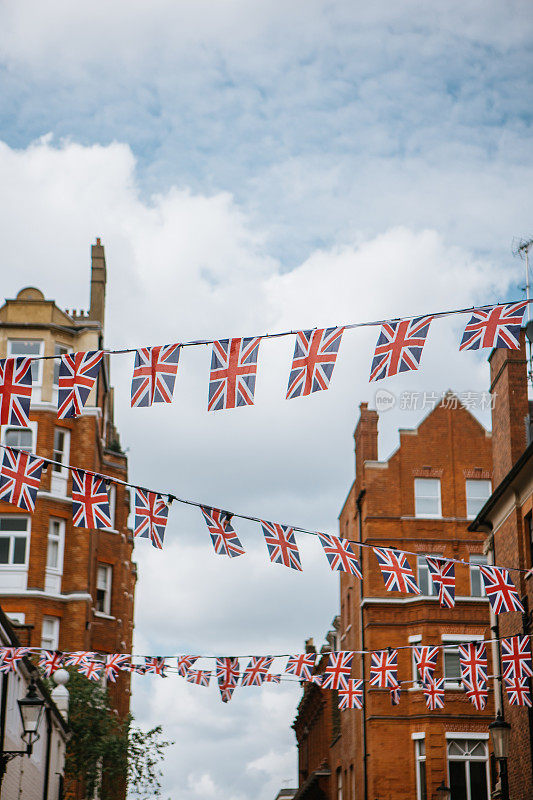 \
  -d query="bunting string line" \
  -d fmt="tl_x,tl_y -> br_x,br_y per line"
0,443 -> 528,580
15,298 -> 532,359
